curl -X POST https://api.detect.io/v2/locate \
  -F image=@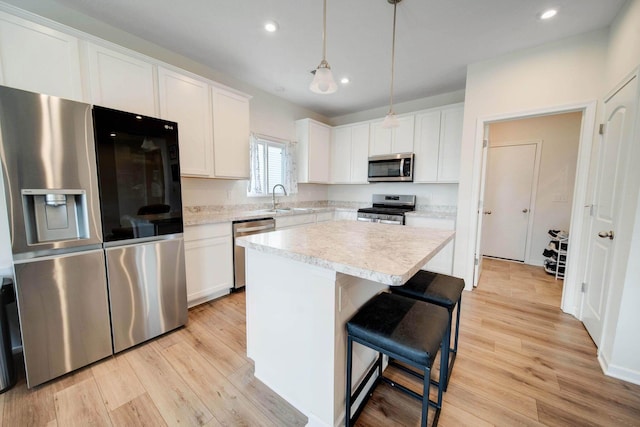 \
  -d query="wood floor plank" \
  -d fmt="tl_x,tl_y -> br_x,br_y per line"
92,354 -> 146,411
108,393 -> 167,427
53,377 -> 111,427
162,340 -> 278,426
227,361 -> 307,427
2,380 -> 56,426
124,343 -> 214,426
179,320 -> 248,377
